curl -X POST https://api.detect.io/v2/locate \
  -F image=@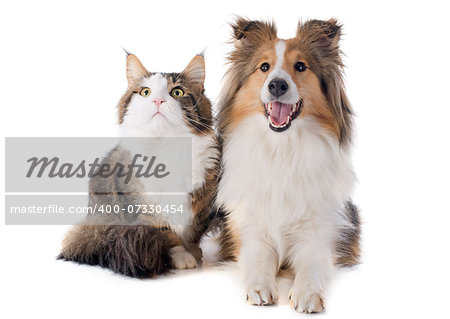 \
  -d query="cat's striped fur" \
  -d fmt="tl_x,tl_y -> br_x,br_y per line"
58,53 -> 220,278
